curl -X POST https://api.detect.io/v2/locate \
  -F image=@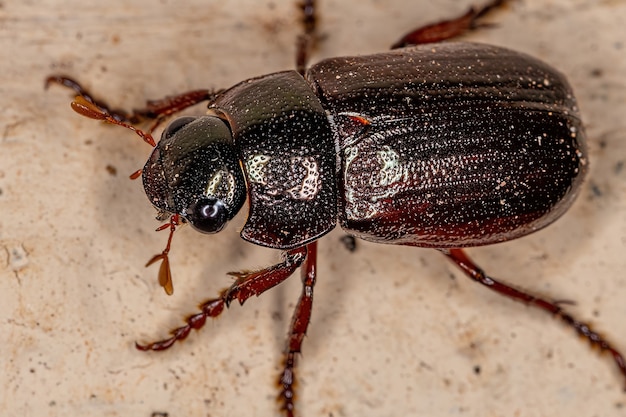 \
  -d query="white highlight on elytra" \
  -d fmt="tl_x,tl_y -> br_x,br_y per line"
344,145 -> 409,219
